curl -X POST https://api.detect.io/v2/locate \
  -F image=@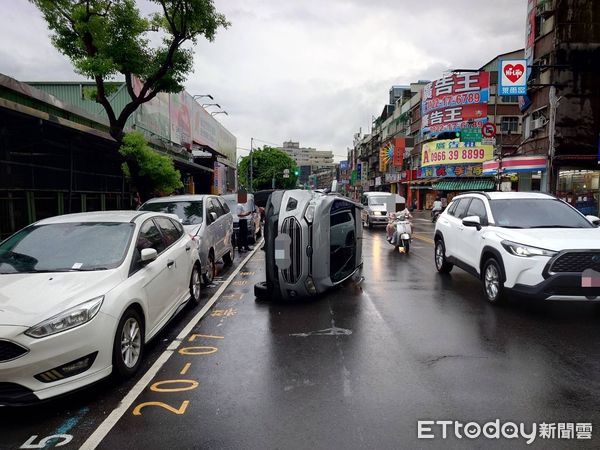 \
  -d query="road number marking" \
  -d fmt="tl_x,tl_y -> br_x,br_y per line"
150,379 -> 199,393
20,435 -> 73,448
178,346 -> 218,356
132,400 -> 190,416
